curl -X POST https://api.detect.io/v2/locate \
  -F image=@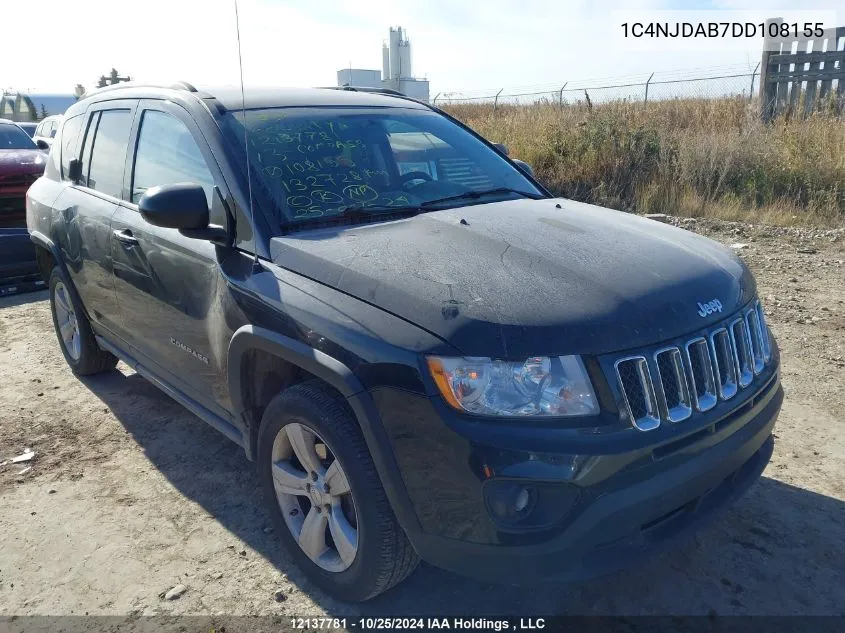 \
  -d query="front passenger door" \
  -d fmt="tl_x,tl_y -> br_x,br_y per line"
110,101 -> 230,414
